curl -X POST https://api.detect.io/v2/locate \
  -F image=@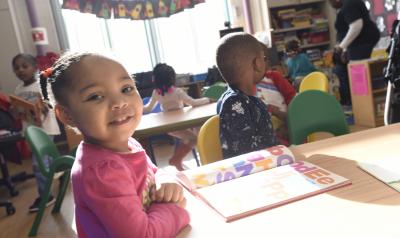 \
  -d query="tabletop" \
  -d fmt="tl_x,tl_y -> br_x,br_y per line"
134,102 -> 217,138
176,123 -> 400,238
